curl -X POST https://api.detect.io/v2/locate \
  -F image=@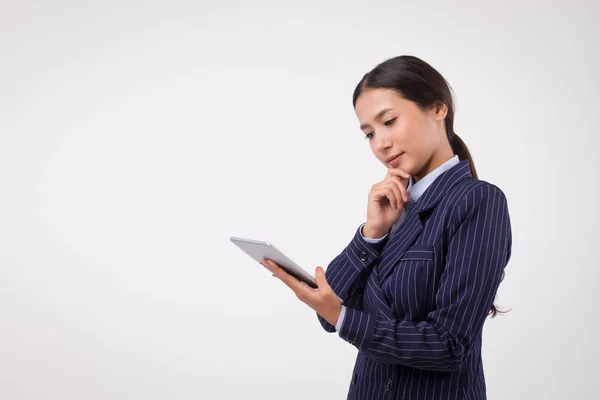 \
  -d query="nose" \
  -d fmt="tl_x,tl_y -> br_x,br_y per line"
375,133 -> 392,153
